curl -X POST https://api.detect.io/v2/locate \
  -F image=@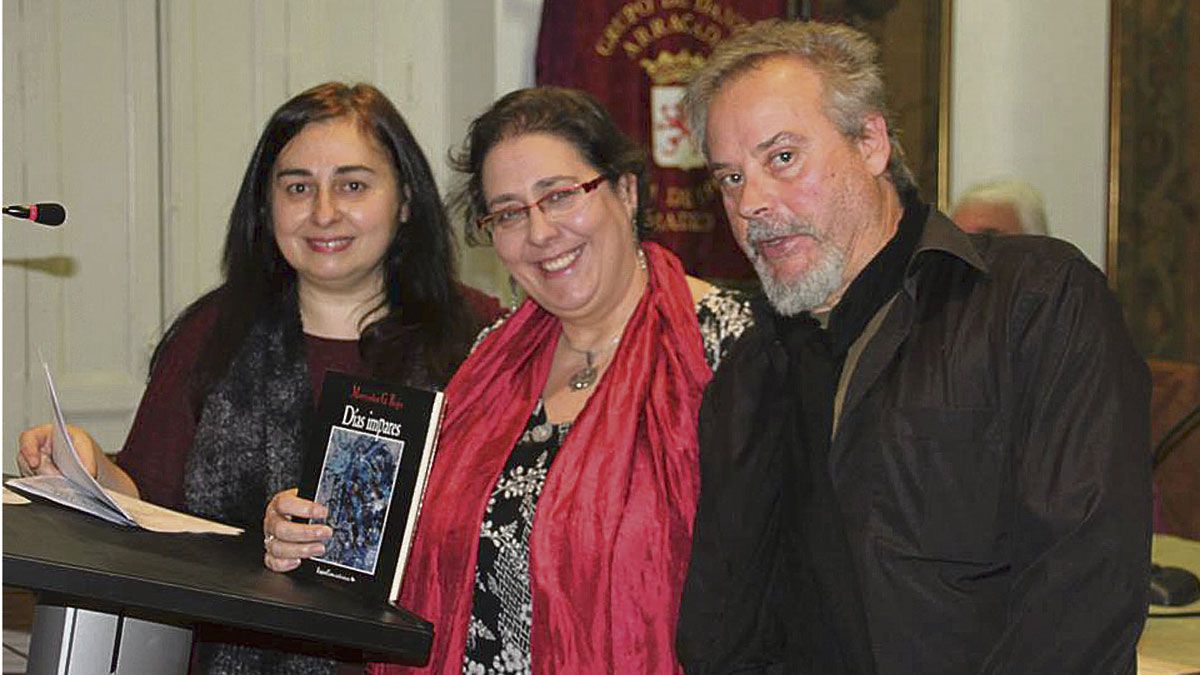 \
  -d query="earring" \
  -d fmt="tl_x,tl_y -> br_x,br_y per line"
507,274 -> 524,310
631,218 -> 647,271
